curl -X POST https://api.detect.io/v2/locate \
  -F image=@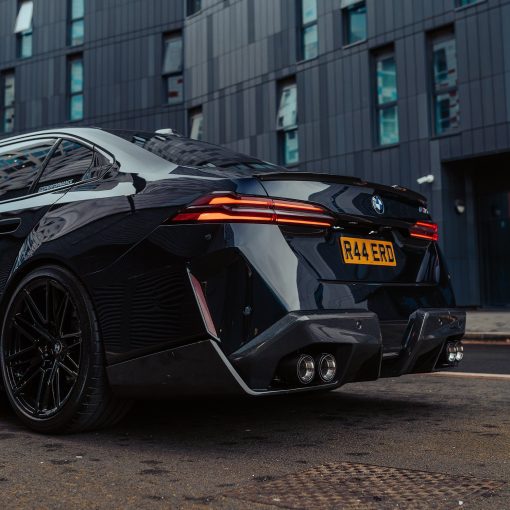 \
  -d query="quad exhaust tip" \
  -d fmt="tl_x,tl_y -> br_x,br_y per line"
296,354 -> 315,384
317,353 -> 337,383
446,341 -> 464,363
295,353 -> 338,385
